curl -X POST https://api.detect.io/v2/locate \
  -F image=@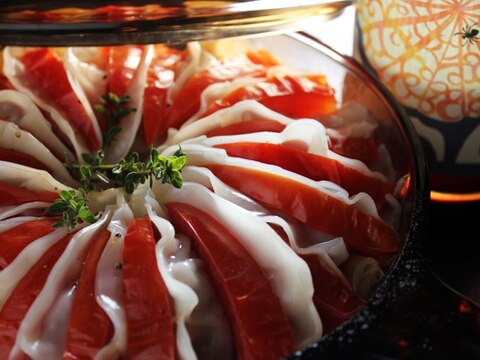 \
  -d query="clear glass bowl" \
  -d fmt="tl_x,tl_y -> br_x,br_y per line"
0,11 -> 428,360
